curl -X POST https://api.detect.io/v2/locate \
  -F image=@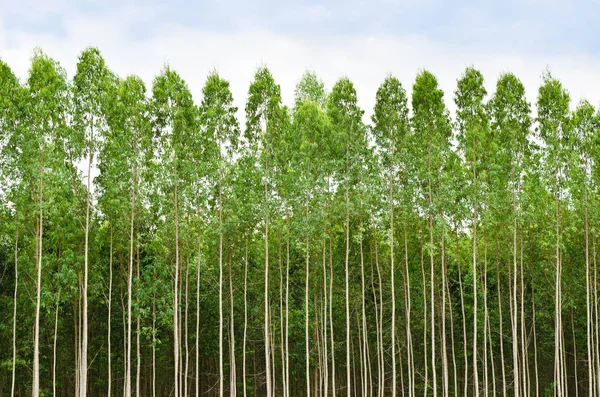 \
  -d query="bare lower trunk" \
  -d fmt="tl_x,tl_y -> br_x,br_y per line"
174,183 -> 180,397
108,226 -> 113,397
456,228 -> 468,397
230,255 -> 237,397
390,178 -> 397,397
345,148 -> 351,397
473,168 -> 479,397
405,225 -> 414,397
53,289 -> 61,397
306,199 -> 311,397
243,233 -> 249,397
32,175 -> 44,397
421,242 -> 429,397
330,226 -> 337,397
11,226 -> 18,397
137,244 -> 142,397
196,207 -> 202,397
80,151 -> 92,397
